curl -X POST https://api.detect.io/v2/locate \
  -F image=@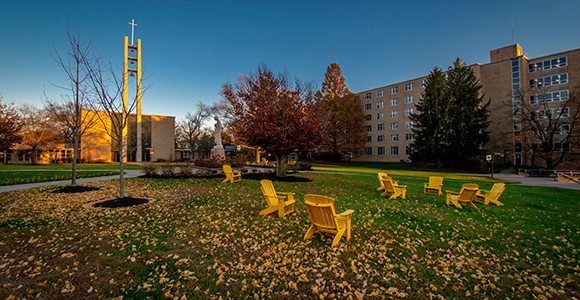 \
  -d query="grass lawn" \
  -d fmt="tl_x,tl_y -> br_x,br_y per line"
0,163 -> 142,171
0,171 -> 120,186
0,170 -> 578,299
